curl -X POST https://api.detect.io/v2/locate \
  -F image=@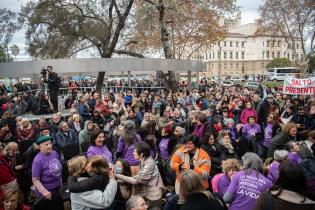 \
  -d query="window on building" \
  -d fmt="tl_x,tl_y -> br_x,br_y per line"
224,52 -> 227,59
263,41 -> 264,46
262,51 -> 265,59
230,52 -> 233,59
230,41 -> 233,47
287,53 -> 290,59
272,40 -> 275,47
218,41 -> 221,46
236,42 -> 239,47
218,52 -> 221,59
213,52 -> 215,59
224,63 -> 227,69
278,40 -> 281,47
236,52 -> 239,59
277,51 -> 280,58
301,54 -> 303,60
272,51 -> 275,58
267,40 -> 270,47
224,41 -> 226,46
267,51 -> 269,58
209,53 -> 211,59
241,51 -> 245,59
205,53 -> 208,60
296,44 -> 299,49
284,52 -> 286,57
292,54 -> 294,60
242,41 -> 245,47
288,43 -> 291,49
